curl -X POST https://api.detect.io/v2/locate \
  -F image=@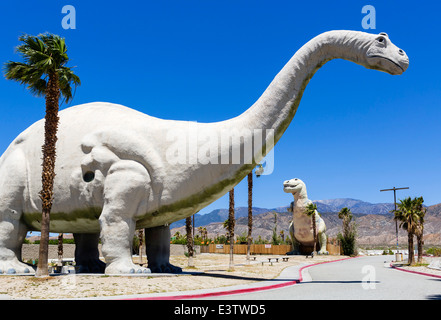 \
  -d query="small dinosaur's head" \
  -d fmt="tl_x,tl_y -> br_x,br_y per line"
283,178 -> 306,195
365,32 -> 409,75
